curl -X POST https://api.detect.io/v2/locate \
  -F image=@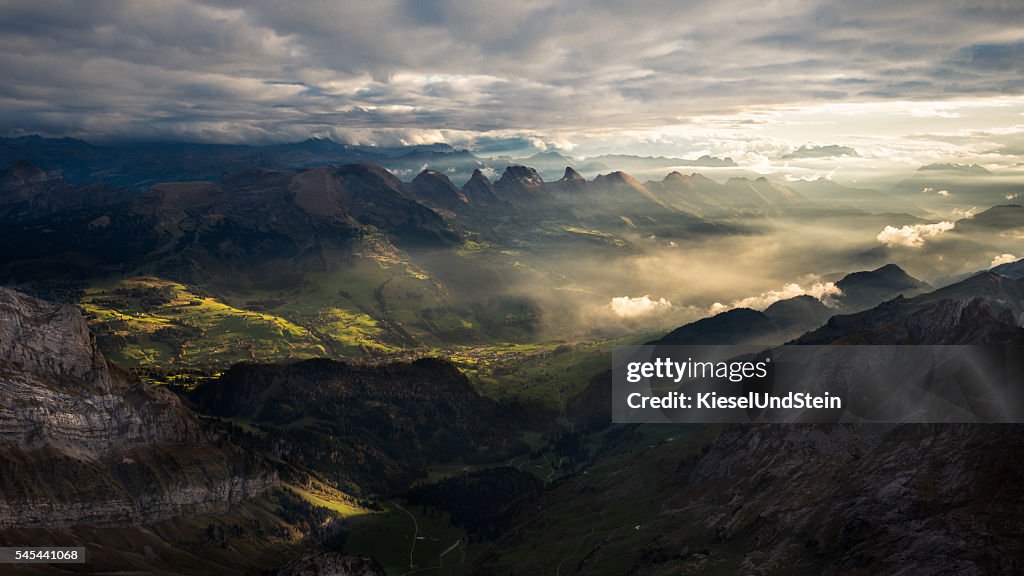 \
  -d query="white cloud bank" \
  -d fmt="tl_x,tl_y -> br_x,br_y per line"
710,282 -> 842,314
609,295 -> 673,318
951,206 -> 978,219
876,221 -> 956,248
991,253 -> 1018,267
